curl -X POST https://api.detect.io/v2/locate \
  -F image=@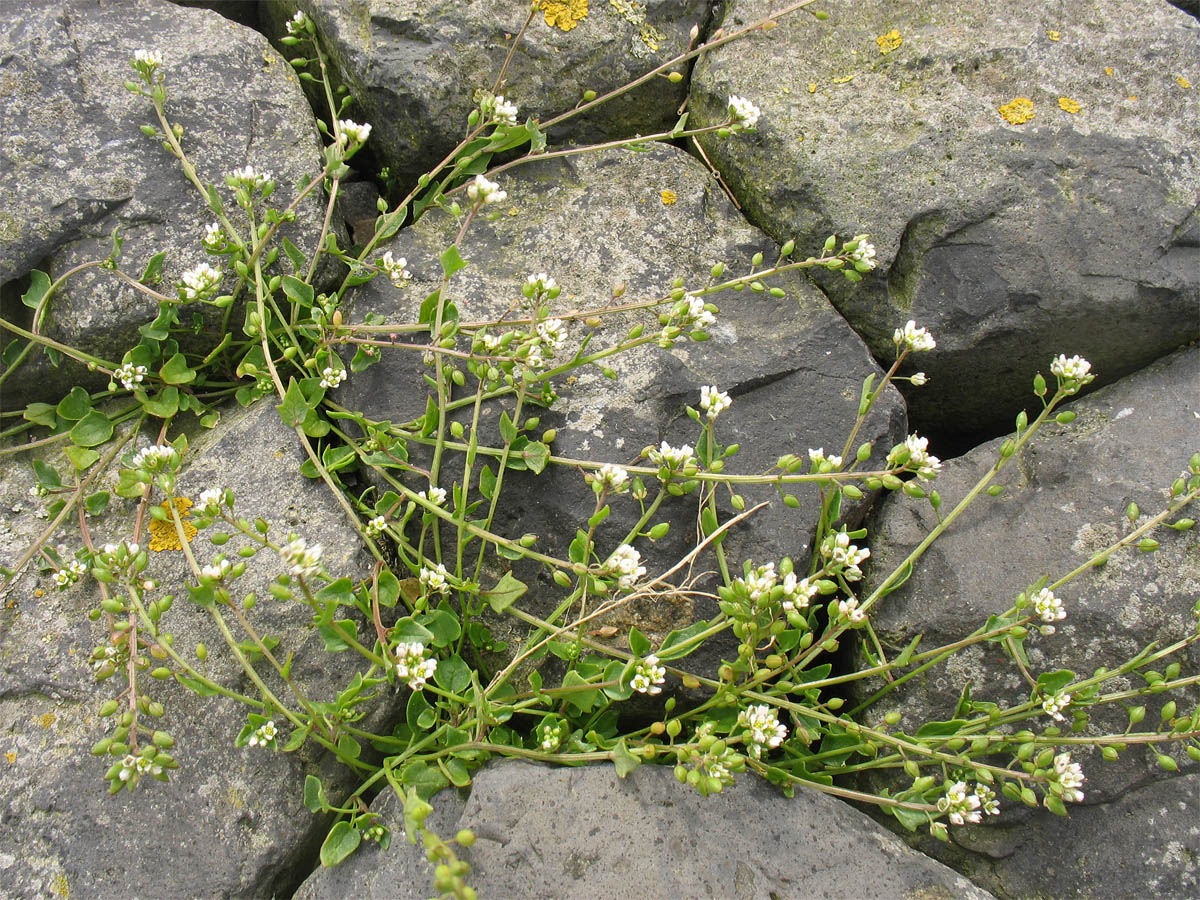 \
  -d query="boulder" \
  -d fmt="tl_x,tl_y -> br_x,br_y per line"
336,142 -> 905,671
296,759 -> 997,899
0,398 -> 380,898
0,0 -> 331,409
690,0 -> 1200,439
259,0 -> 708,184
